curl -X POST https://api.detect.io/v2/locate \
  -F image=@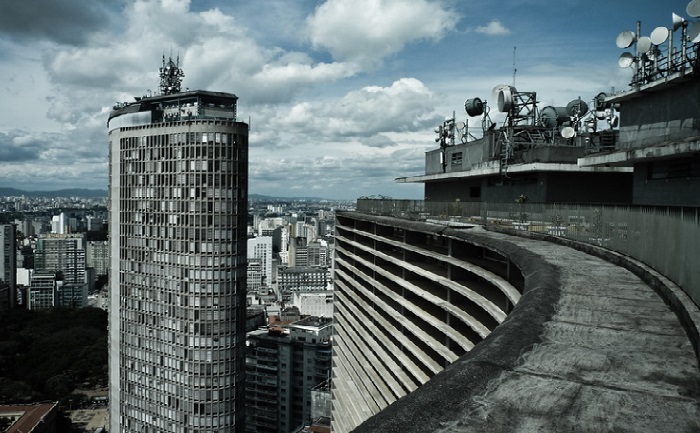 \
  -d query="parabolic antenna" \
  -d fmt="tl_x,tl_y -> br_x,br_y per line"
561,126 -> 576,138
566,98 -> 589,117
618,52 -> 634,68
689,21 -> 700,43
688,0 -> 700,17
616,31 -> 636,48
650,27 -> 669,45
636,36 -> 652,54
464,98 -> 484,117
